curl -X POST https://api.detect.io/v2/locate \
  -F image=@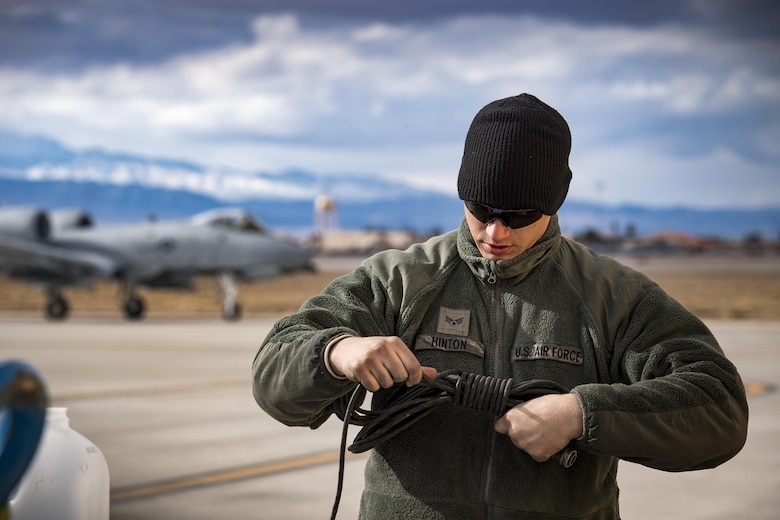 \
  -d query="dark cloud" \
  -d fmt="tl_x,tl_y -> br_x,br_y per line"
687,0 -> 780,38
156,0 -> 691,24
2,0 -> 776,71
0,3 -> 254,71
120,0 -> 778,32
